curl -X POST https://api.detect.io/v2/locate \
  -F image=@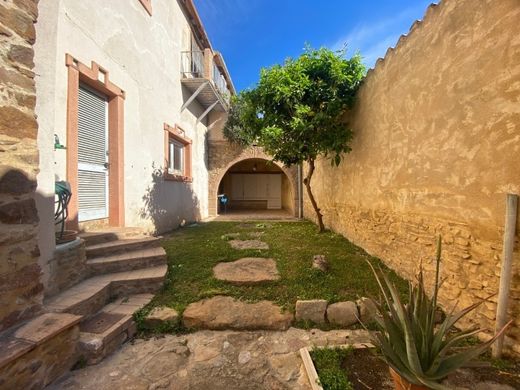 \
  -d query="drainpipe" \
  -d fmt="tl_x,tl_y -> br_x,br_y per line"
493,193 -> 518,358
298,164 -> 303,219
